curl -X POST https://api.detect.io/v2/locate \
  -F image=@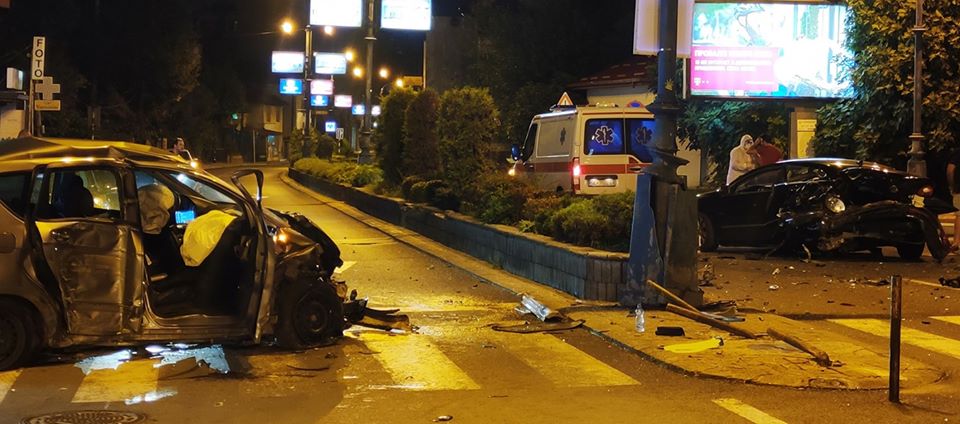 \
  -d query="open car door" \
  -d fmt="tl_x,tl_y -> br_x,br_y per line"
25,163 -> 143,336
